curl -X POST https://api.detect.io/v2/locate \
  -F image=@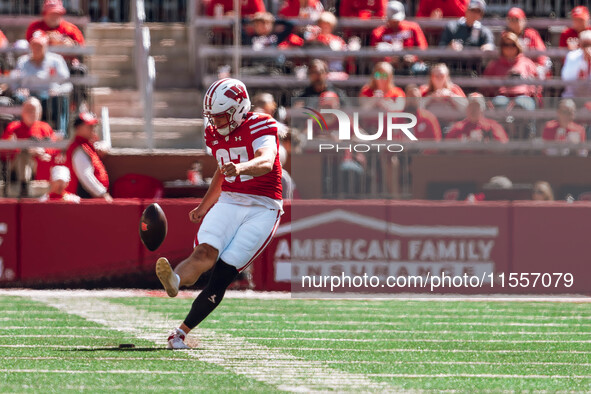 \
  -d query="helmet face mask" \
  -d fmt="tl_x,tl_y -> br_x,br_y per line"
203,78 -> 251,136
